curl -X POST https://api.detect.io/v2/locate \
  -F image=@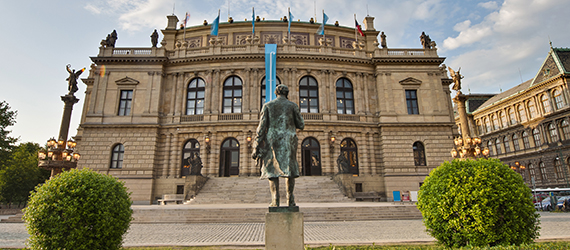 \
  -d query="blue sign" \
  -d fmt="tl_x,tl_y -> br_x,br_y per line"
265,44 -> 277,103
